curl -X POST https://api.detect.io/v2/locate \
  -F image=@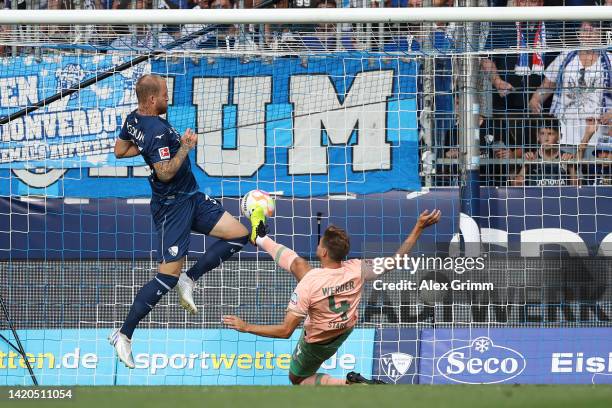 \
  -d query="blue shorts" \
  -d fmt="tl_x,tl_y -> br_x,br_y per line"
150,192 -> 225,263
